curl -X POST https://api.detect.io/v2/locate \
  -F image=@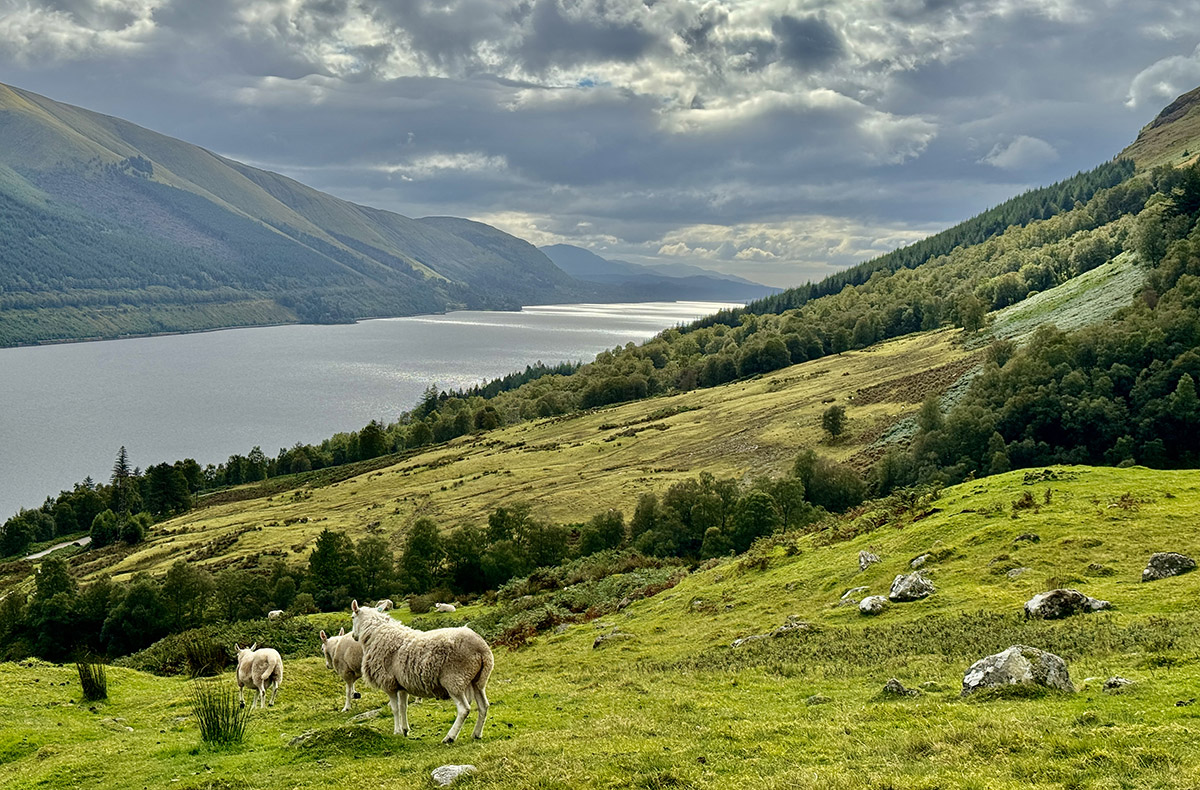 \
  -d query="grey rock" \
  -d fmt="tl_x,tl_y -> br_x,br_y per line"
888,572 -> 935,602
961,645 -> 1075,696
349,709 -> 382,724
840,586 -> 869,603
432,765 -> 478,787
770,620 -> 810,638
858,595 -> 888,615
804,694 -> 832,706
1013,533 -> 1040,543
1023,589 -> 1111,620
1142,552 -> 1197,582
730,634 -> 767,648
910,554 -> 930,569
881,678 -> 921,697
1006,567 -> 1031,580
592,631 -> 634,649
1103,676 -> 1134,692
858,550 -> 881,571
553,624 -> 569,635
